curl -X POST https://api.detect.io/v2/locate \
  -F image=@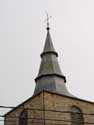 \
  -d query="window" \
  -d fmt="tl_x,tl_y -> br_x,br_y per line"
19,110 -> 28,125
71,106 -> 84,125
